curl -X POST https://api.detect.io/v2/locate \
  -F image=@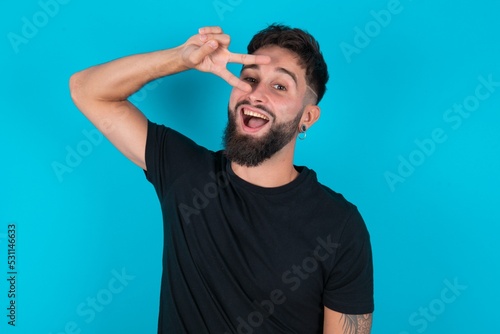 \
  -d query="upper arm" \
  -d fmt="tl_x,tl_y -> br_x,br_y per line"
70,72 -> 148,170
323,307 -> 372,334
